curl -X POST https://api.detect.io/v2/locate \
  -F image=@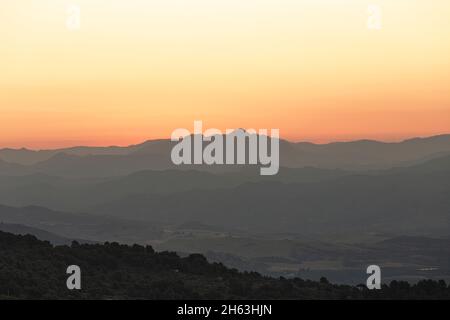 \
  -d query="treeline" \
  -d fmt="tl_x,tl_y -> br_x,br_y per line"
0,231 -> 449,300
